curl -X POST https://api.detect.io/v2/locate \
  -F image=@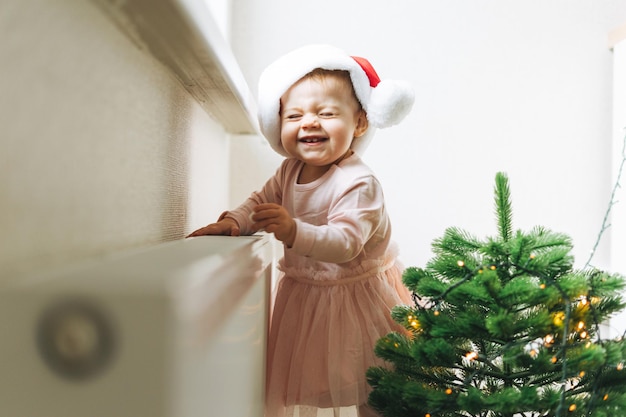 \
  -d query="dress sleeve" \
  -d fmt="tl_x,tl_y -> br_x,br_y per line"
290,175 -> 386,263
222,162 -> 286,234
